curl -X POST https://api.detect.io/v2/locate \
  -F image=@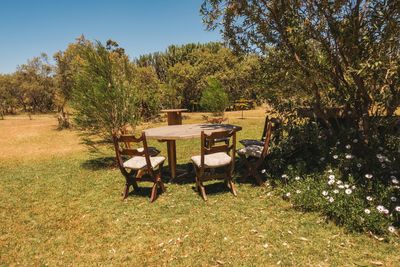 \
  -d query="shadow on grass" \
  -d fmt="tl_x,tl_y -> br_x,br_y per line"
81,156 -> 116,171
